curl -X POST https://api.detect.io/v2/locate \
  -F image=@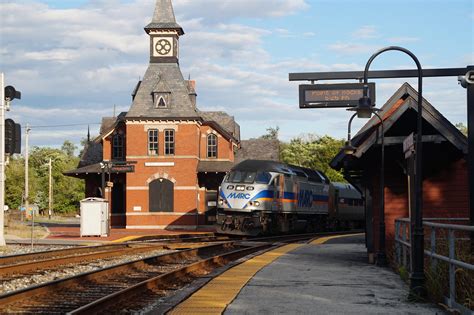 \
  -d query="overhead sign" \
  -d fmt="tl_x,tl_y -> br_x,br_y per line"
109,164 -> 135,173
299,83 -> 376,109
